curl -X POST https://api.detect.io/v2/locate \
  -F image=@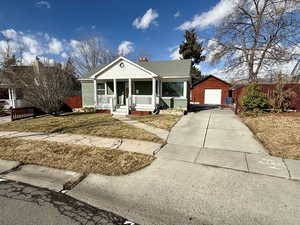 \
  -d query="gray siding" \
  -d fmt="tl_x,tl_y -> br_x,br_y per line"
81,82 -> 95,107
